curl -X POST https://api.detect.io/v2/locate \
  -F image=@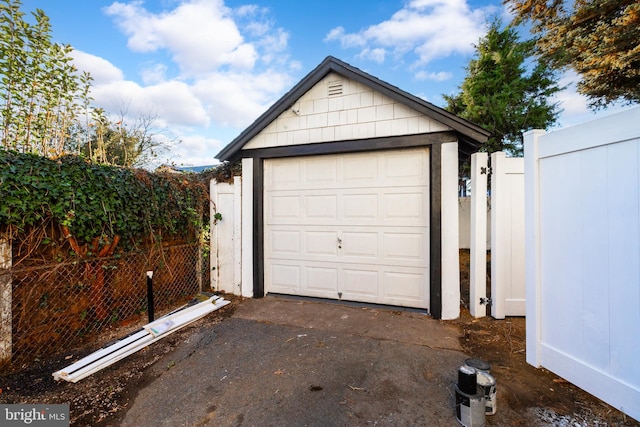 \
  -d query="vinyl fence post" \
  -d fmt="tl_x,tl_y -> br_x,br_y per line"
146,270 -> 154,323
524,130 -> 545,367
490,152 -> 507,319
